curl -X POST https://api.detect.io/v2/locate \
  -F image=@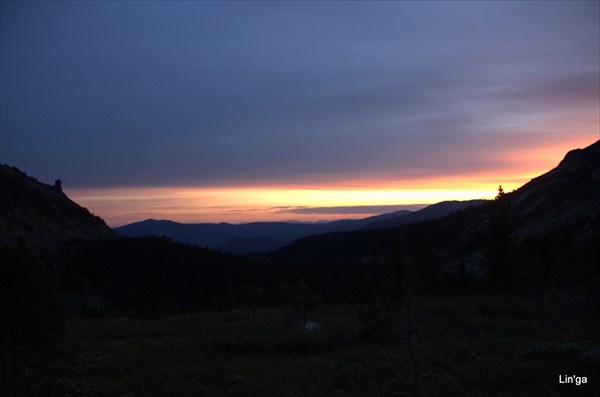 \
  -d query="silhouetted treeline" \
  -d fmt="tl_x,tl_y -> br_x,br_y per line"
48,237 -> 272,317
42,202 -> 598,319
45,236 -> 391,317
